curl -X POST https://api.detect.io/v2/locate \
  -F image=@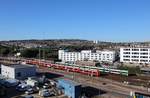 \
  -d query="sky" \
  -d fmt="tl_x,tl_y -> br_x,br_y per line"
0,0 -> 150,42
